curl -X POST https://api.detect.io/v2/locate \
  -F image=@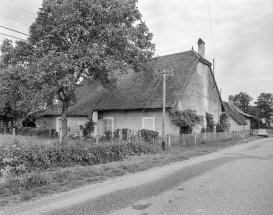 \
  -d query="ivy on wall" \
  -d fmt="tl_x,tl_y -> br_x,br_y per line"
216,113 -> 230,132
169,109 -> 203,134
205,112 -> 215,132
